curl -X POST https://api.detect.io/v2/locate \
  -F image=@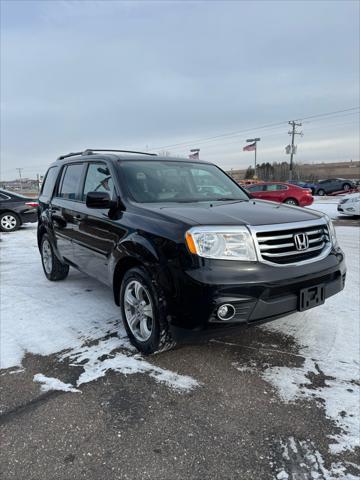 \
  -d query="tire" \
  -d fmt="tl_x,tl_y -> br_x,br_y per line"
317,189 -> 325,196
40,234 -> 69,281
343,183 -> 351,191
0,212 -> 20,232
284,198 -> 298,206
120,266 -> 176,355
